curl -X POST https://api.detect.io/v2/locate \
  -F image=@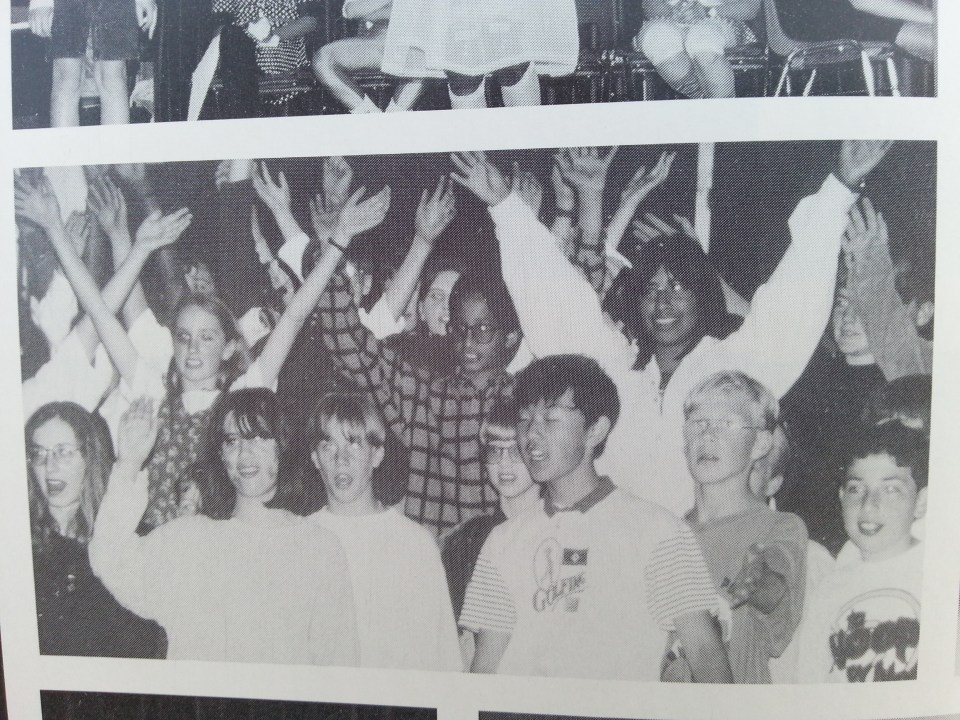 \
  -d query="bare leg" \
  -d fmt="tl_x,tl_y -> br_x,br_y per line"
499,63 -> 541,107
447,72 -> 487,109
896,21 -> 934,62
51,58 -> 83,127
313,32 -> 388,112
692,52 -> 735,98
387,79 -> 425,111
641,20 -> 704,98
95,60 -> 130,124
